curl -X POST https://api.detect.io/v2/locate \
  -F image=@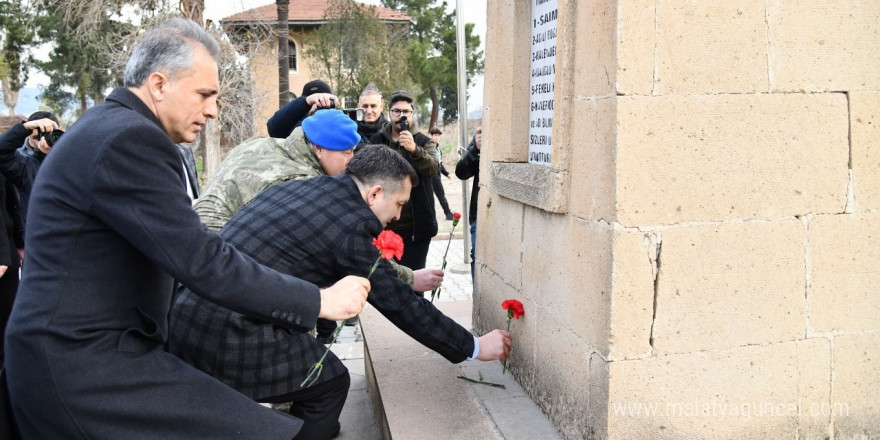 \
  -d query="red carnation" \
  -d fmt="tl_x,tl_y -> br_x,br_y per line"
502,299 -> 525,320
501,299 -> 524,374
372,230 -> 404,261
